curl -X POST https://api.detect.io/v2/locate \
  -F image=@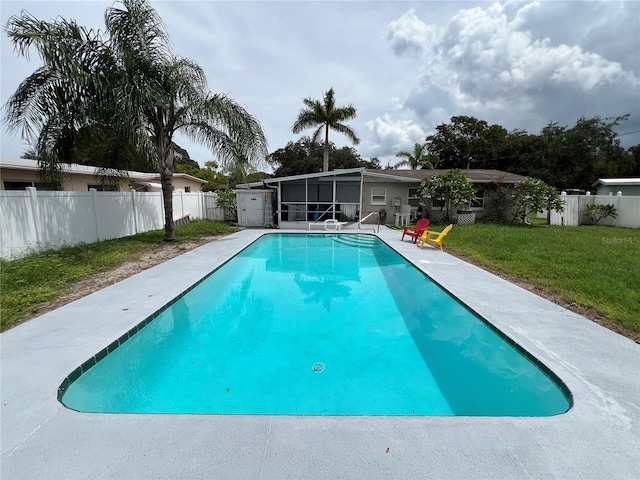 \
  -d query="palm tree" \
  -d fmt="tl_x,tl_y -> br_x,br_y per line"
395,142 -> 435,170
5,0 -> 267,241
292,88 -> 359,172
